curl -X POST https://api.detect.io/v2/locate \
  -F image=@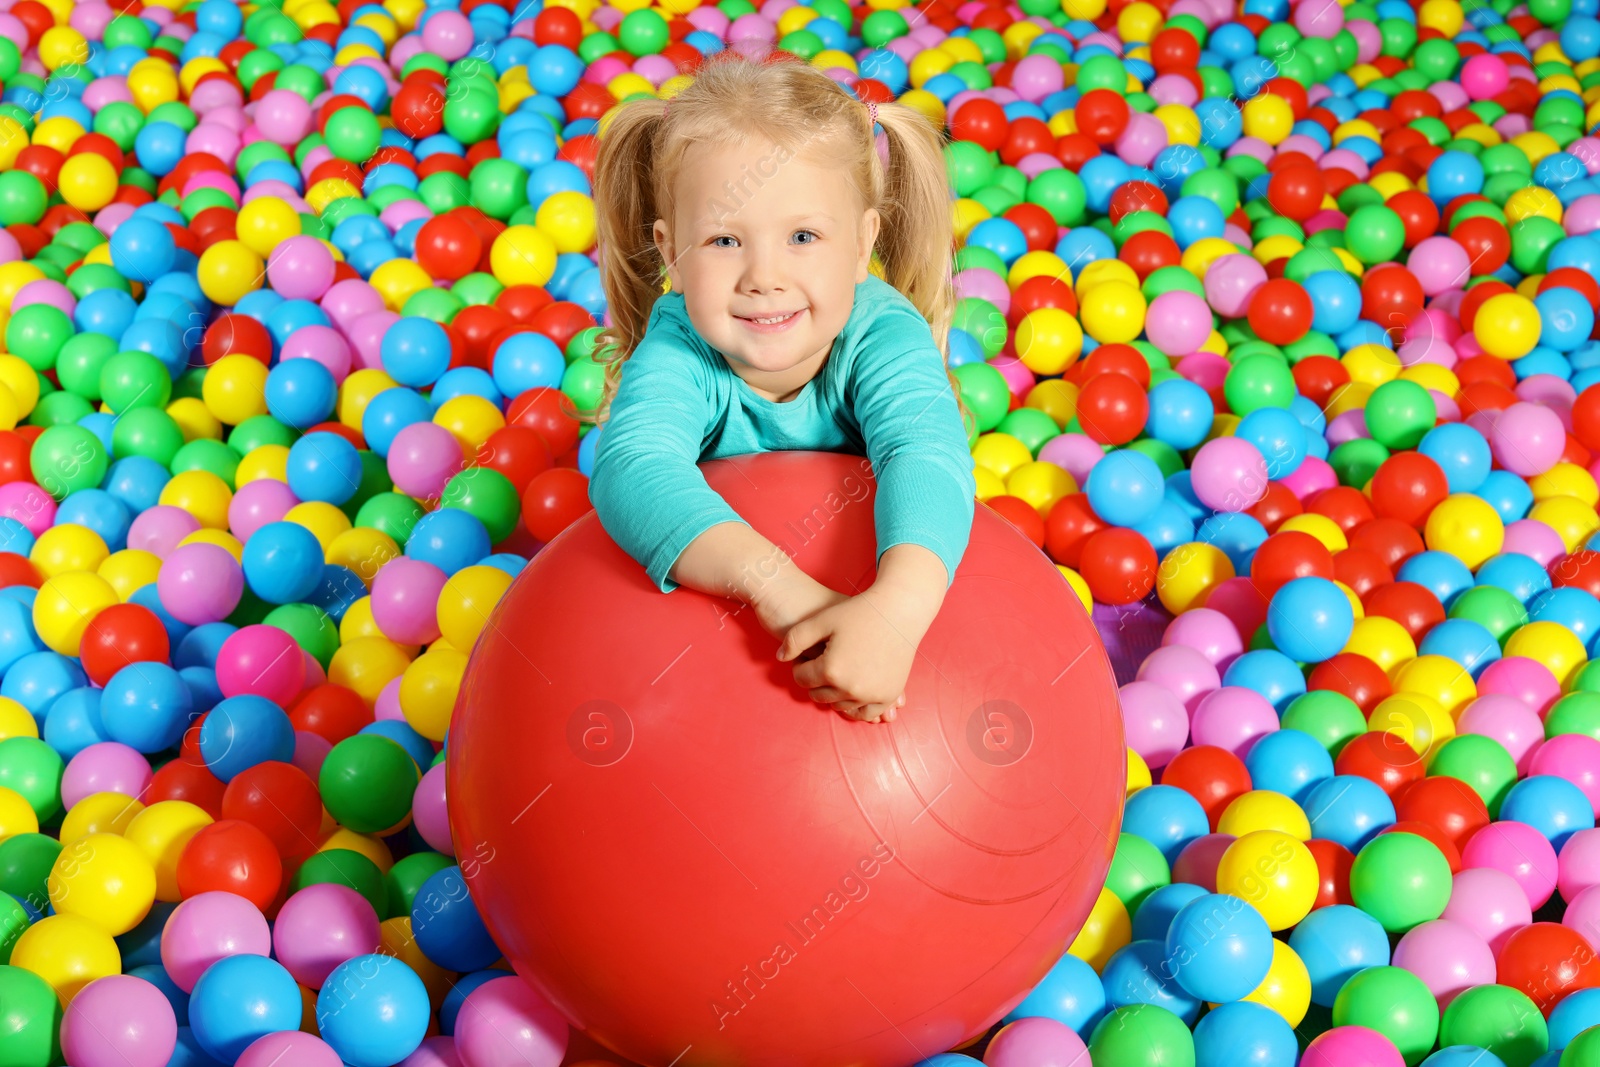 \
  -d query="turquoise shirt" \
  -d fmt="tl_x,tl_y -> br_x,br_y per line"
588,274 -> 977,593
